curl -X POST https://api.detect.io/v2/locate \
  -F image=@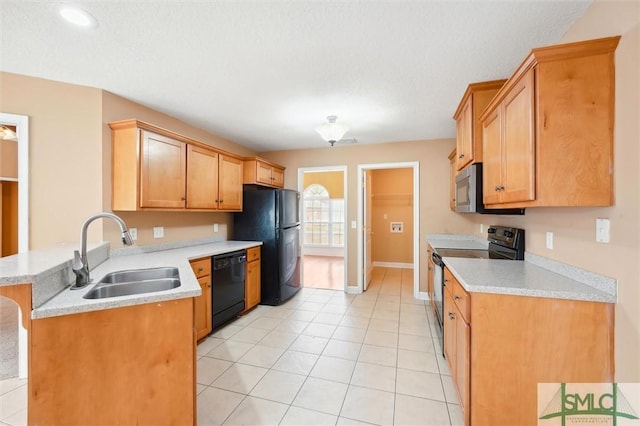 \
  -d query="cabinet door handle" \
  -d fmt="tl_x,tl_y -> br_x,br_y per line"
454,295 -> 461,301
198,268 -> 203,273
181,196 -> 186,201
458,154 -> 465,159
207,285 -> 211,288
448,313 -> 455,320
219,199 -> 224,203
